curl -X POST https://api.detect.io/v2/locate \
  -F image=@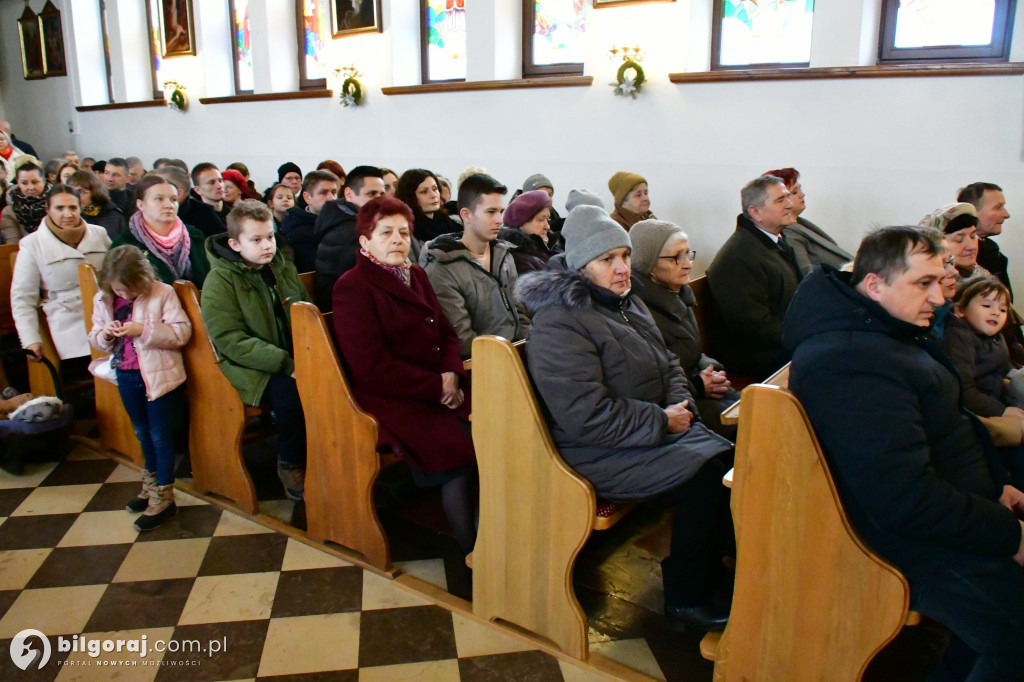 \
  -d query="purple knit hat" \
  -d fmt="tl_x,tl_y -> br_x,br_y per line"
504,190 -> 551,228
